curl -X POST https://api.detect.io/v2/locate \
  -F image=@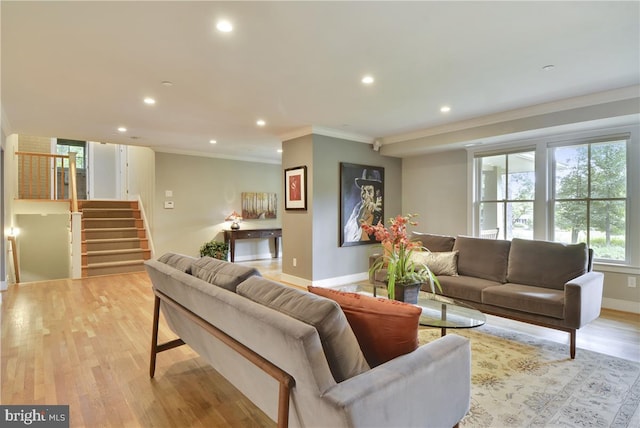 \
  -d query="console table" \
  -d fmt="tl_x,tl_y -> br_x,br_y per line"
224,228 -> 282,263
